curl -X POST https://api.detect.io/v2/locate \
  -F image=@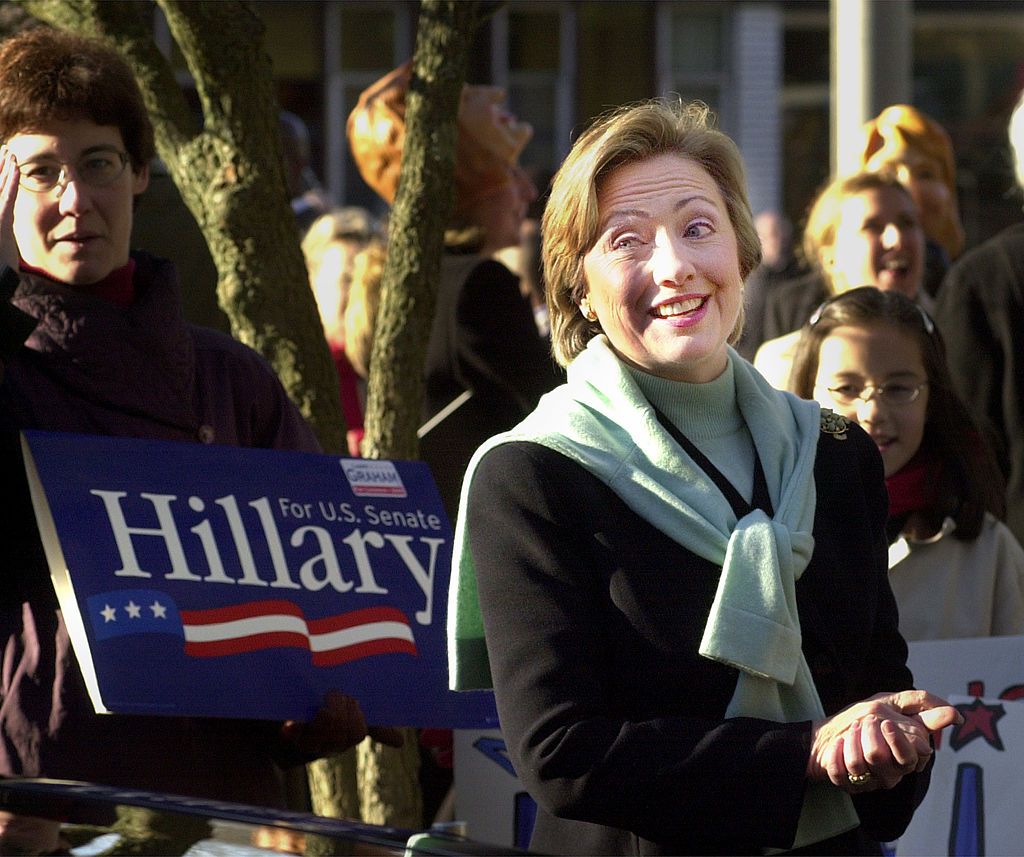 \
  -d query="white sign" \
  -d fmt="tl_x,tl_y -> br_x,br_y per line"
453,729 -> 536,849
894,635 -> 1024,857
453,636 -> 1024,852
